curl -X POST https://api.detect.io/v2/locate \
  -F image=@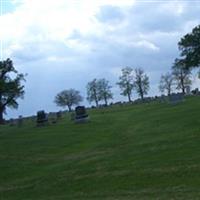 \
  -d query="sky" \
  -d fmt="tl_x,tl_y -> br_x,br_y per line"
1,0 -> 200,119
